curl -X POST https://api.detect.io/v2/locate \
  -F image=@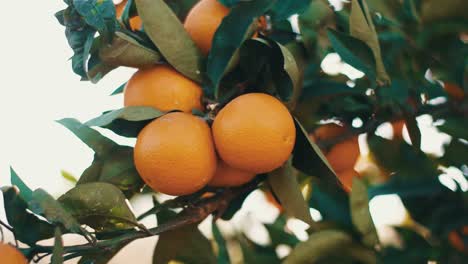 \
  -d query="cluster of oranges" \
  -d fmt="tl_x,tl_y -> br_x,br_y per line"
118,0 -> 296,196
